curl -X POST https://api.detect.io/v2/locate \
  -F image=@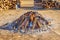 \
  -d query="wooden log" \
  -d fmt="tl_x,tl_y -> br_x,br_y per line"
32,18 -> 36,30
37,20 -> 42,28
